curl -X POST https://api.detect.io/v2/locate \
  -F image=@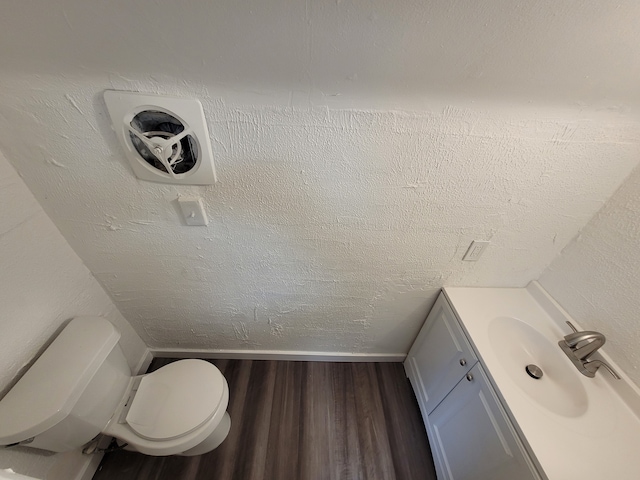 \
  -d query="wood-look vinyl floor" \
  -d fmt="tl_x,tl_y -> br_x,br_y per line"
93,359 -> 436,480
